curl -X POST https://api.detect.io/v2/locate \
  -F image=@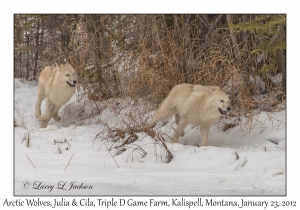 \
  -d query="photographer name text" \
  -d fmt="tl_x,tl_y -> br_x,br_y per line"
22,181 -> 93,192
